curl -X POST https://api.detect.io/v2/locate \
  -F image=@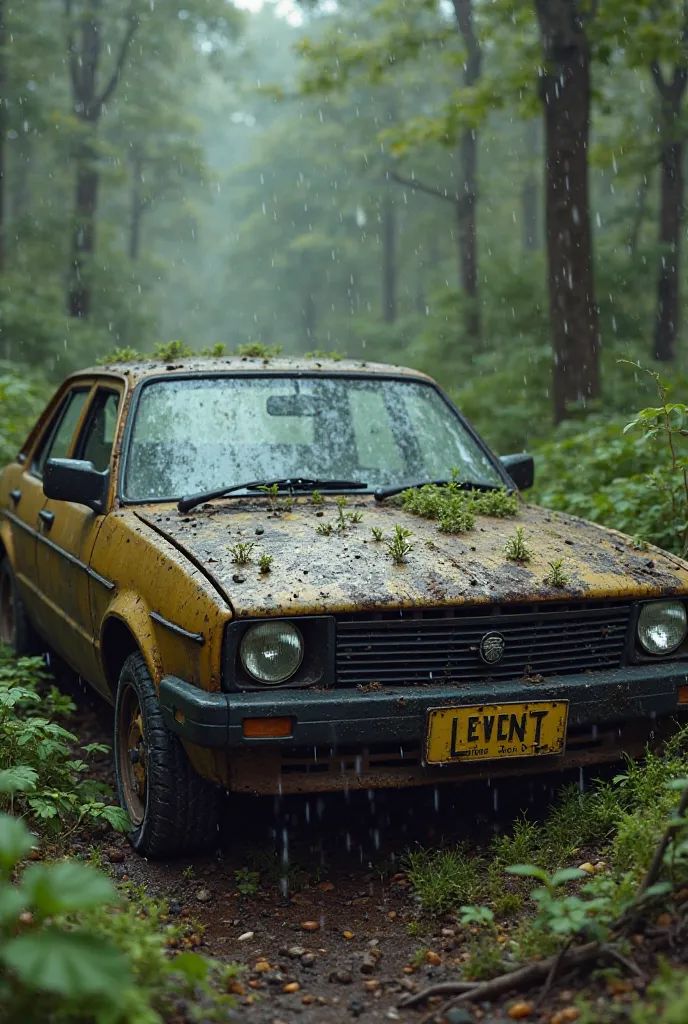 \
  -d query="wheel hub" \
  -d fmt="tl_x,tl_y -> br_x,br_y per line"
119,685 -> 147,826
